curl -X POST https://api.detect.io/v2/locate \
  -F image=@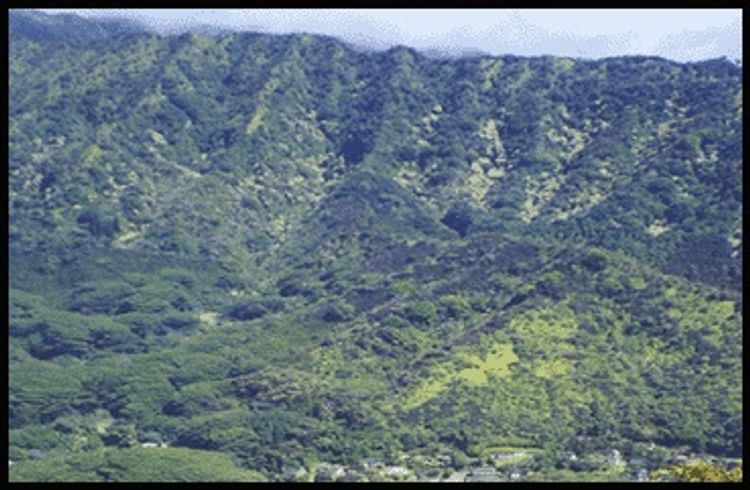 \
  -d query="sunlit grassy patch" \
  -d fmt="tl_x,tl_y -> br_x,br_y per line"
404,376 -> 452,410
405,342 -> 519,408
534,358 -> 571,379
